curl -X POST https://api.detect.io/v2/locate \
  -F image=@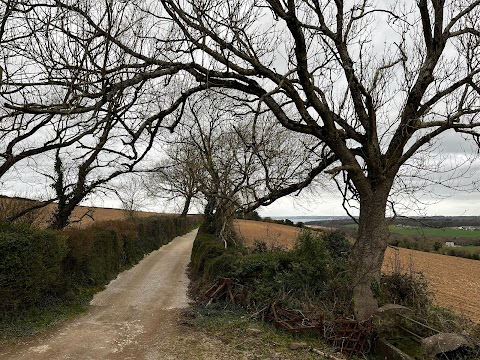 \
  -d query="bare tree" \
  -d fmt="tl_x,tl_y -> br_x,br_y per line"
155,92 -> 332,245
0,0 -> 207,183
146,140 -> 202,217
154,0 -> 480,319
114,175 -> 150,220
0,1 -> 101,179
0,0 -> 207,226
